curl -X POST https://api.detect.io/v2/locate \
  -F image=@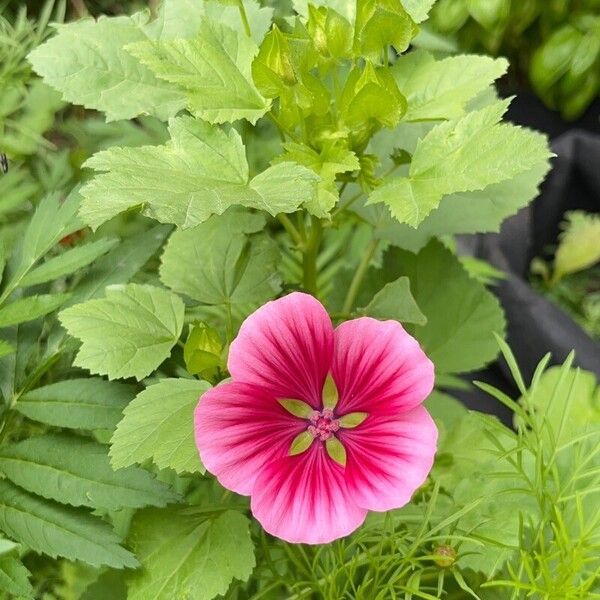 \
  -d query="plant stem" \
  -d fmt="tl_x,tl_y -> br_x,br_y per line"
303,217 -> 322,295
277,214 -> 304,248
236,0 -> 252,37
342,238 -> 379,314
